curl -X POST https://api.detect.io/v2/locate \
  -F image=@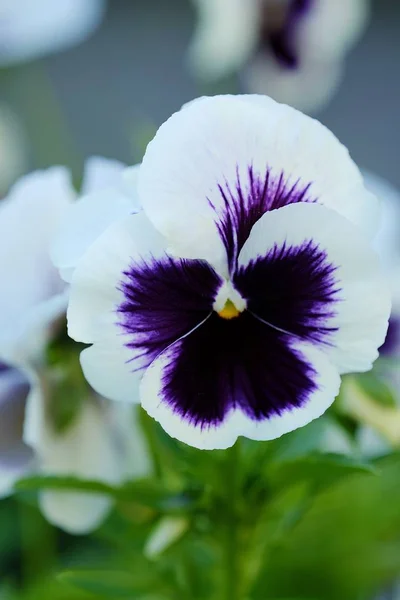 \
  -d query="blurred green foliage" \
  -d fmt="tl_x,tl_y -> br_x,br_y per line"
0,412 -> 398,600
